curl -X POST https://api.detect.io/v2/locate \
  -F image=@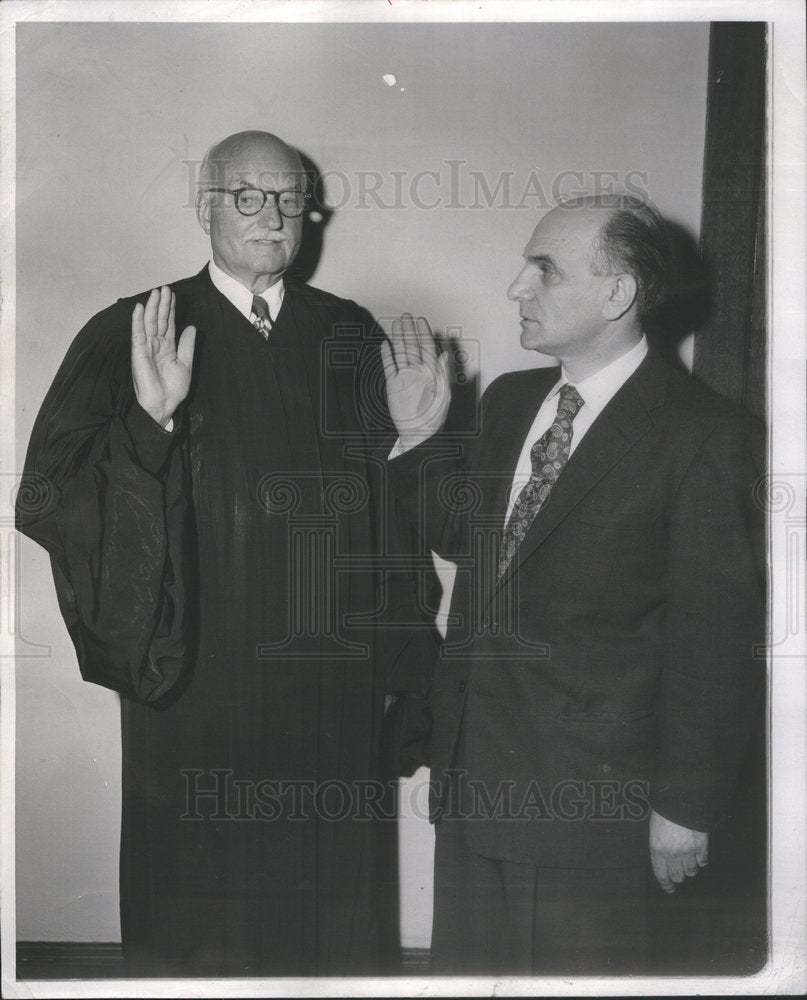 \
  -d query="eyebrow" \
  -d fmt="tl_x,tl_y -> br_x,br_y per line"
233,184 -> 303,192
525,252 -> 558,268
